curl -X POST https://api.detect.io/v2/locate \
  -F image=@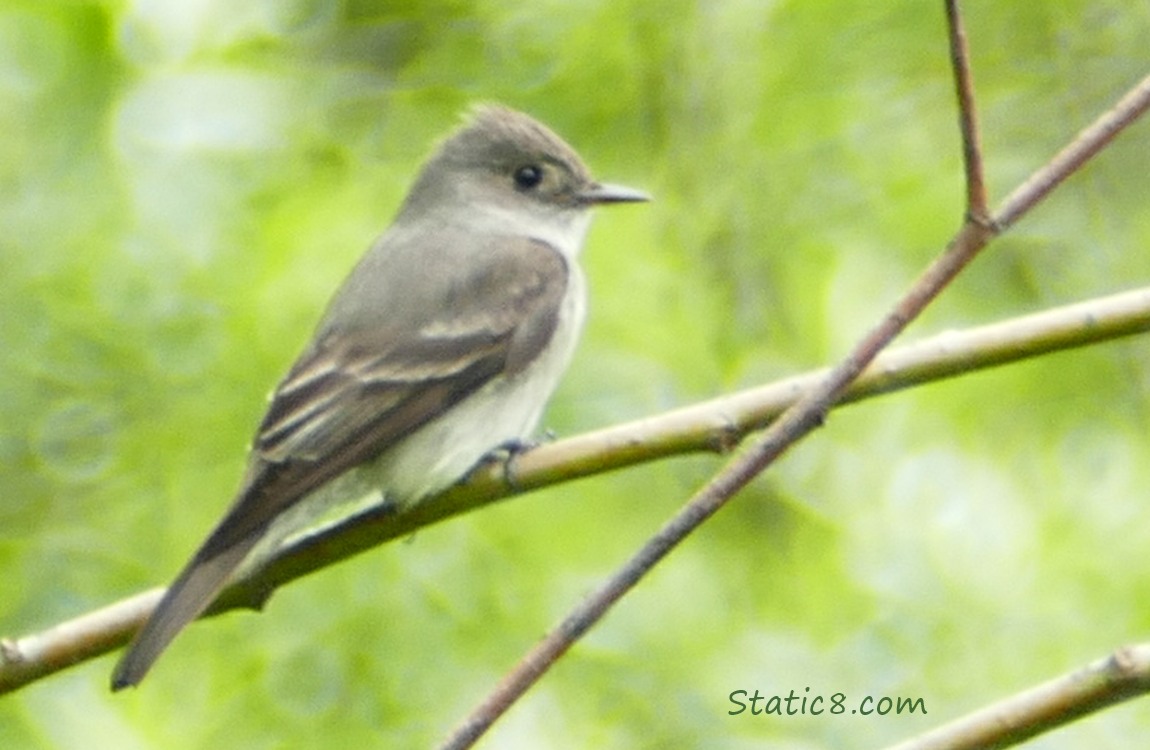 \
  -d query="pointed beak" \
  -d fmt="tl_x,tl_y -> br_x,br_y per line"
578,182 -> 651,205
